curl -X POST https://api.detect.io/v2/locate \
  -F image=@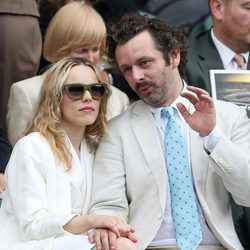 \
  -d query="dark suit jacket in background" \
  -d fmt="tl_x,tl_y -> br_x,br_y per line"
0,122 -> 12,173
0,0 -> 42,132
185,29 -> 250,95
